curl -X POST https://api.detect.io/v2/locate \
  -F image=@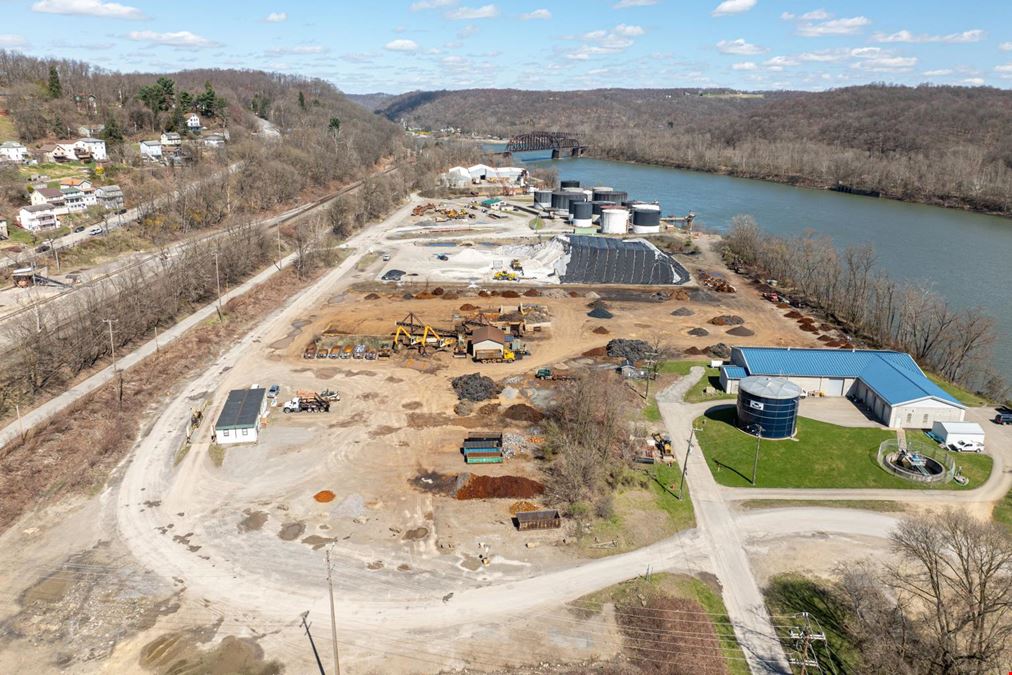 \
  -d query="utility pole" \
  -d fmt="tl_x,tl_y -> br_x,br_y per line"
299,612 -> 326,675
788,611 -> 825,674
212,250 -> 222,319
16,404 -> 24,440
103,318 -> 118,370
748,423 -> 761,485
677,425 -> 702,499
49,239 -> 60,272
325,548 -> 341,675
